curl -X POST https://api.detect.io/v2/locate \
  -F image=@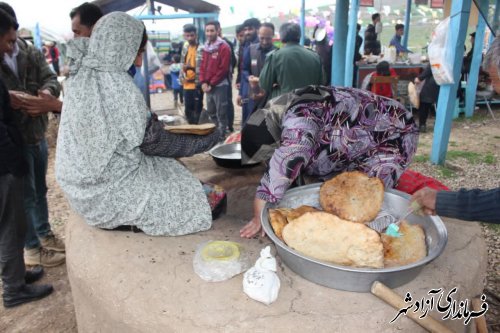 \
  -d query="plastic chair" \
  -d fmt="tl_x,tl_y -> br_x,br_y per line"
370,75 -> 400,99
